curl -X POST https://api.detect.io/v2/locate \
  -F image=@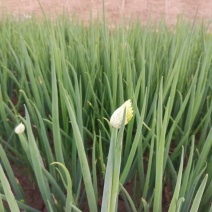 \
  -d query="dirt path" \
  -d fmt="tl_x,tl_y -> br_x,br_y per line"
1,0 -> 212,25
